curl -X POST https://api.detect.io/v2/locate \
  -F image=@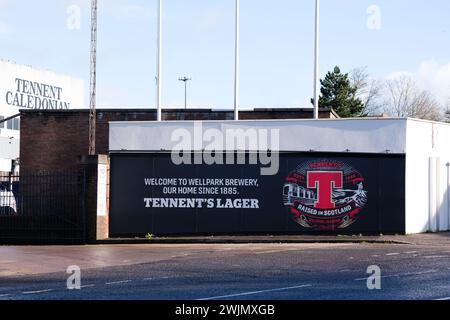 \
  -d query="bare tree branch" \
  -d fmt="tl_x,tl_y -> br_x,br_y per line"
444,98 -> 450,123
383,76 -> 443,121
350,67 -> 383,116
